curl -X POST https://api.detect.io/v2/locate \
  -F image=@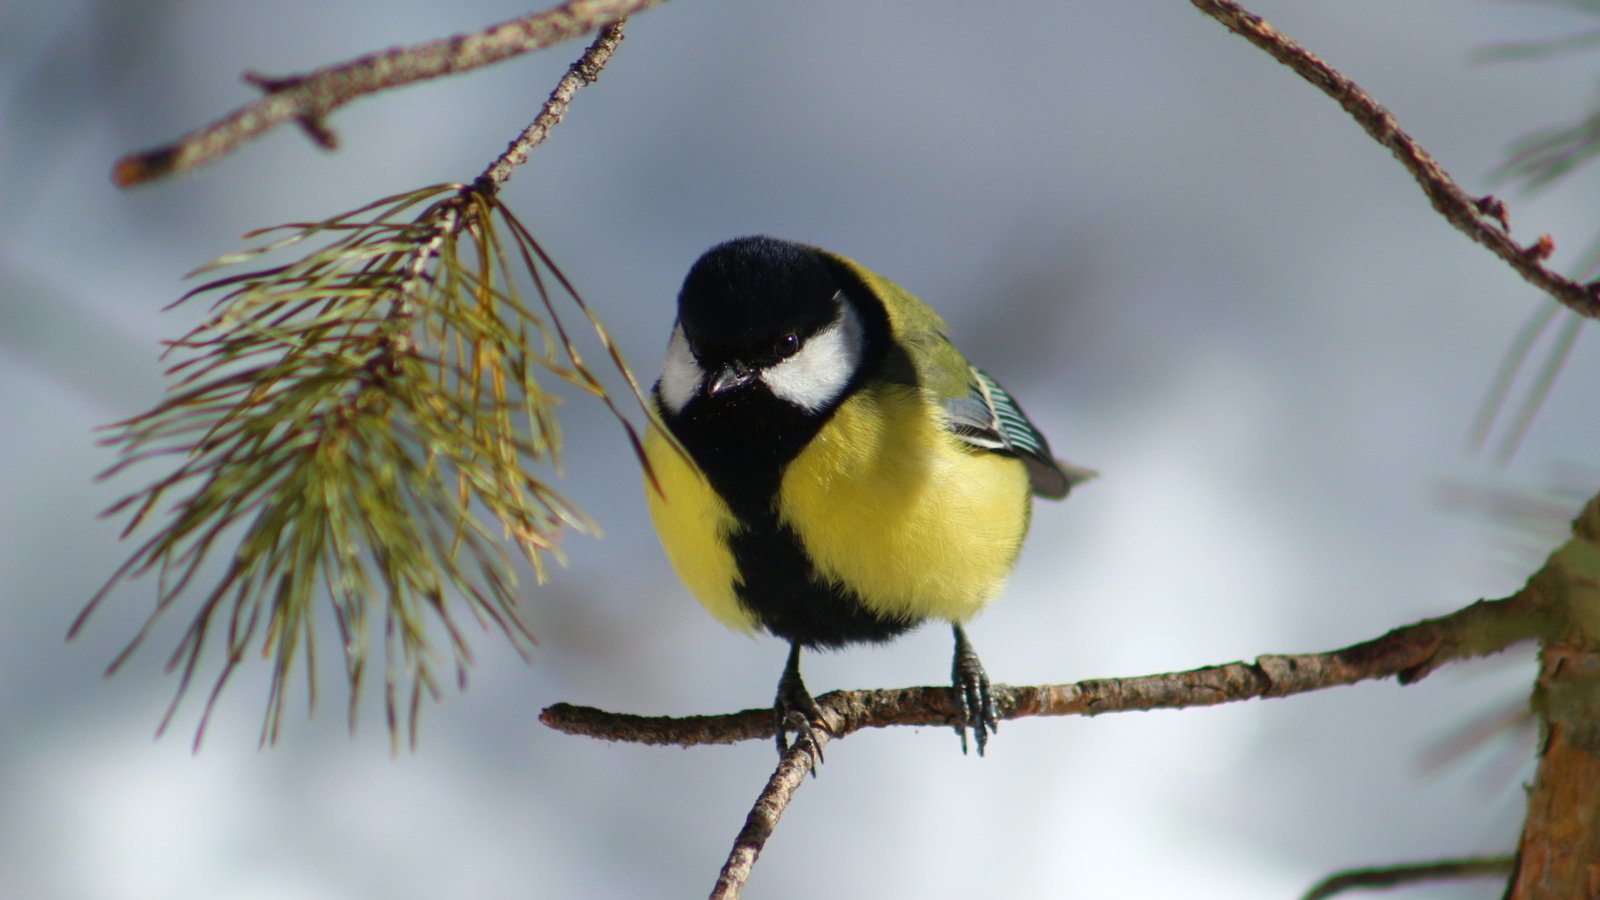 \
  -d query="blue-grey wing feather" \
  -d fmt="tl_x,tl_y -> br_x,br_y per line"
944,369 -> 1093,499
